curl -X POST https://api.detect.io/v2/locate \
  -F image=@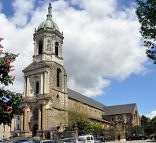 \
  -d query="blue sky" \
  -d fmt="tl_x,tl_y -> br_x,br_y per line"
94,62 -> 156,115
0,0 -> 155,118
